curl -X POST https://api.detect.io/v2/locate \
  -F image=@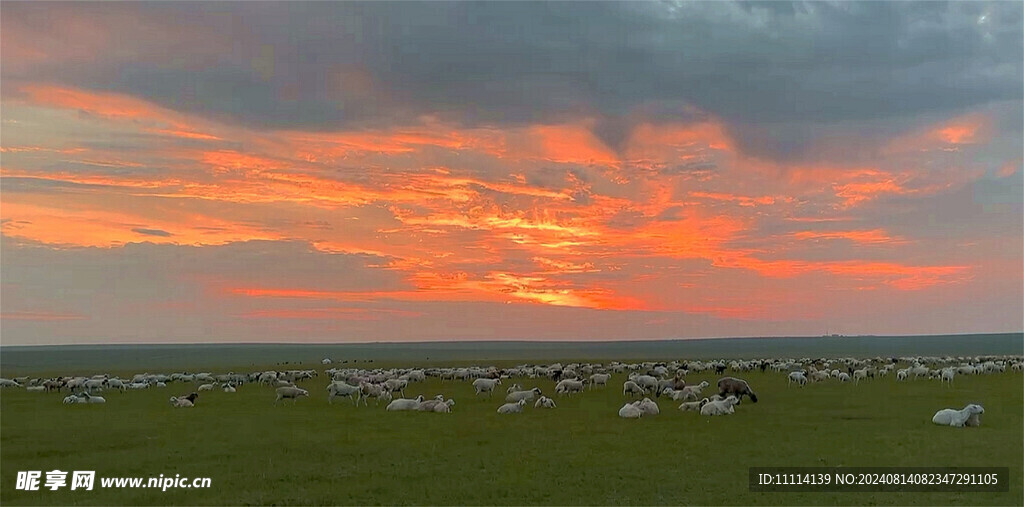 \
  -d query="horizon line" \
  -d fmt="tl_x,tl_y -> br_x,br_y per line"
2,331 -> 1021,349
